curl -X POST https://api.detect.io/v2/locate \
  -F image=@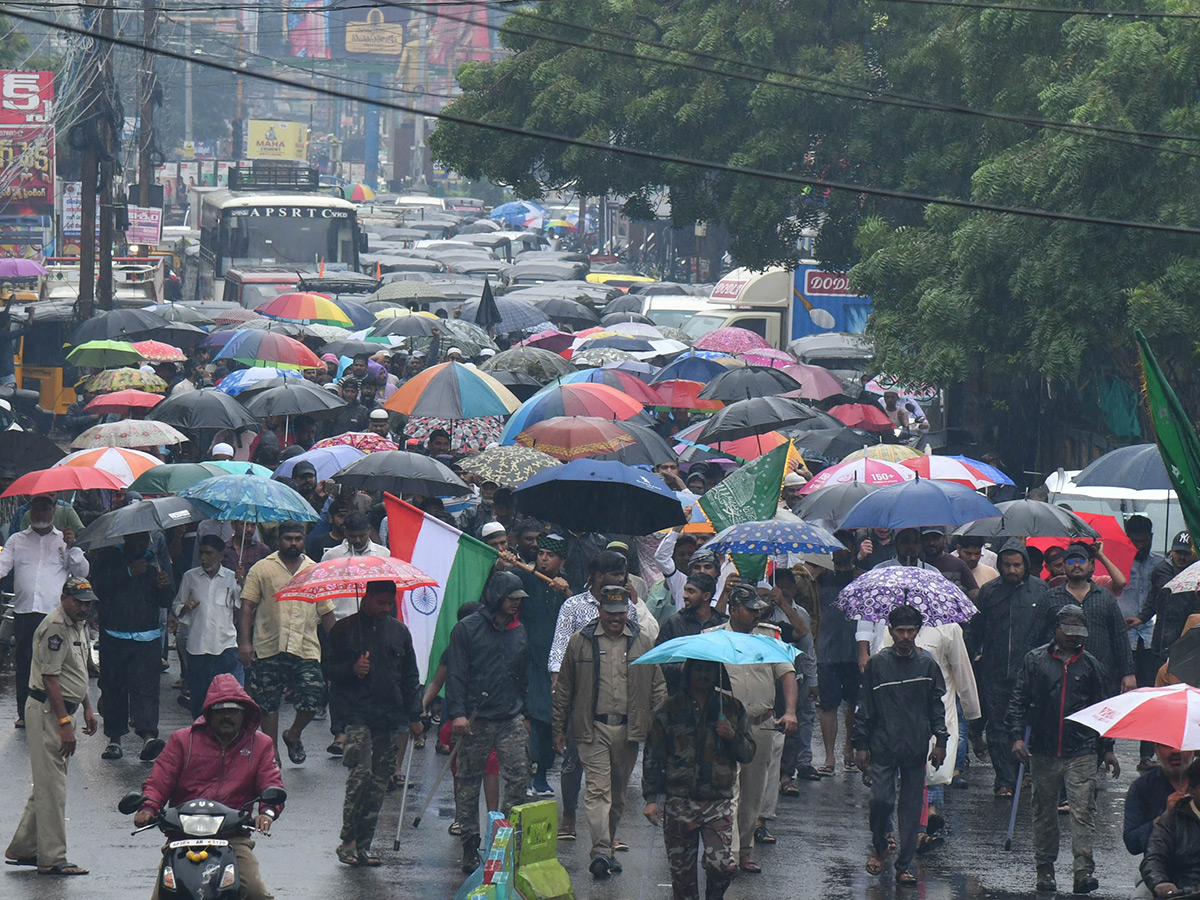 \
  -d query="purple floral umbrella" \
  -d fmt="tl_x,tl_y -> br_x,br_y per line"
0,258 -> 48,277
835,565 -> 977,625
